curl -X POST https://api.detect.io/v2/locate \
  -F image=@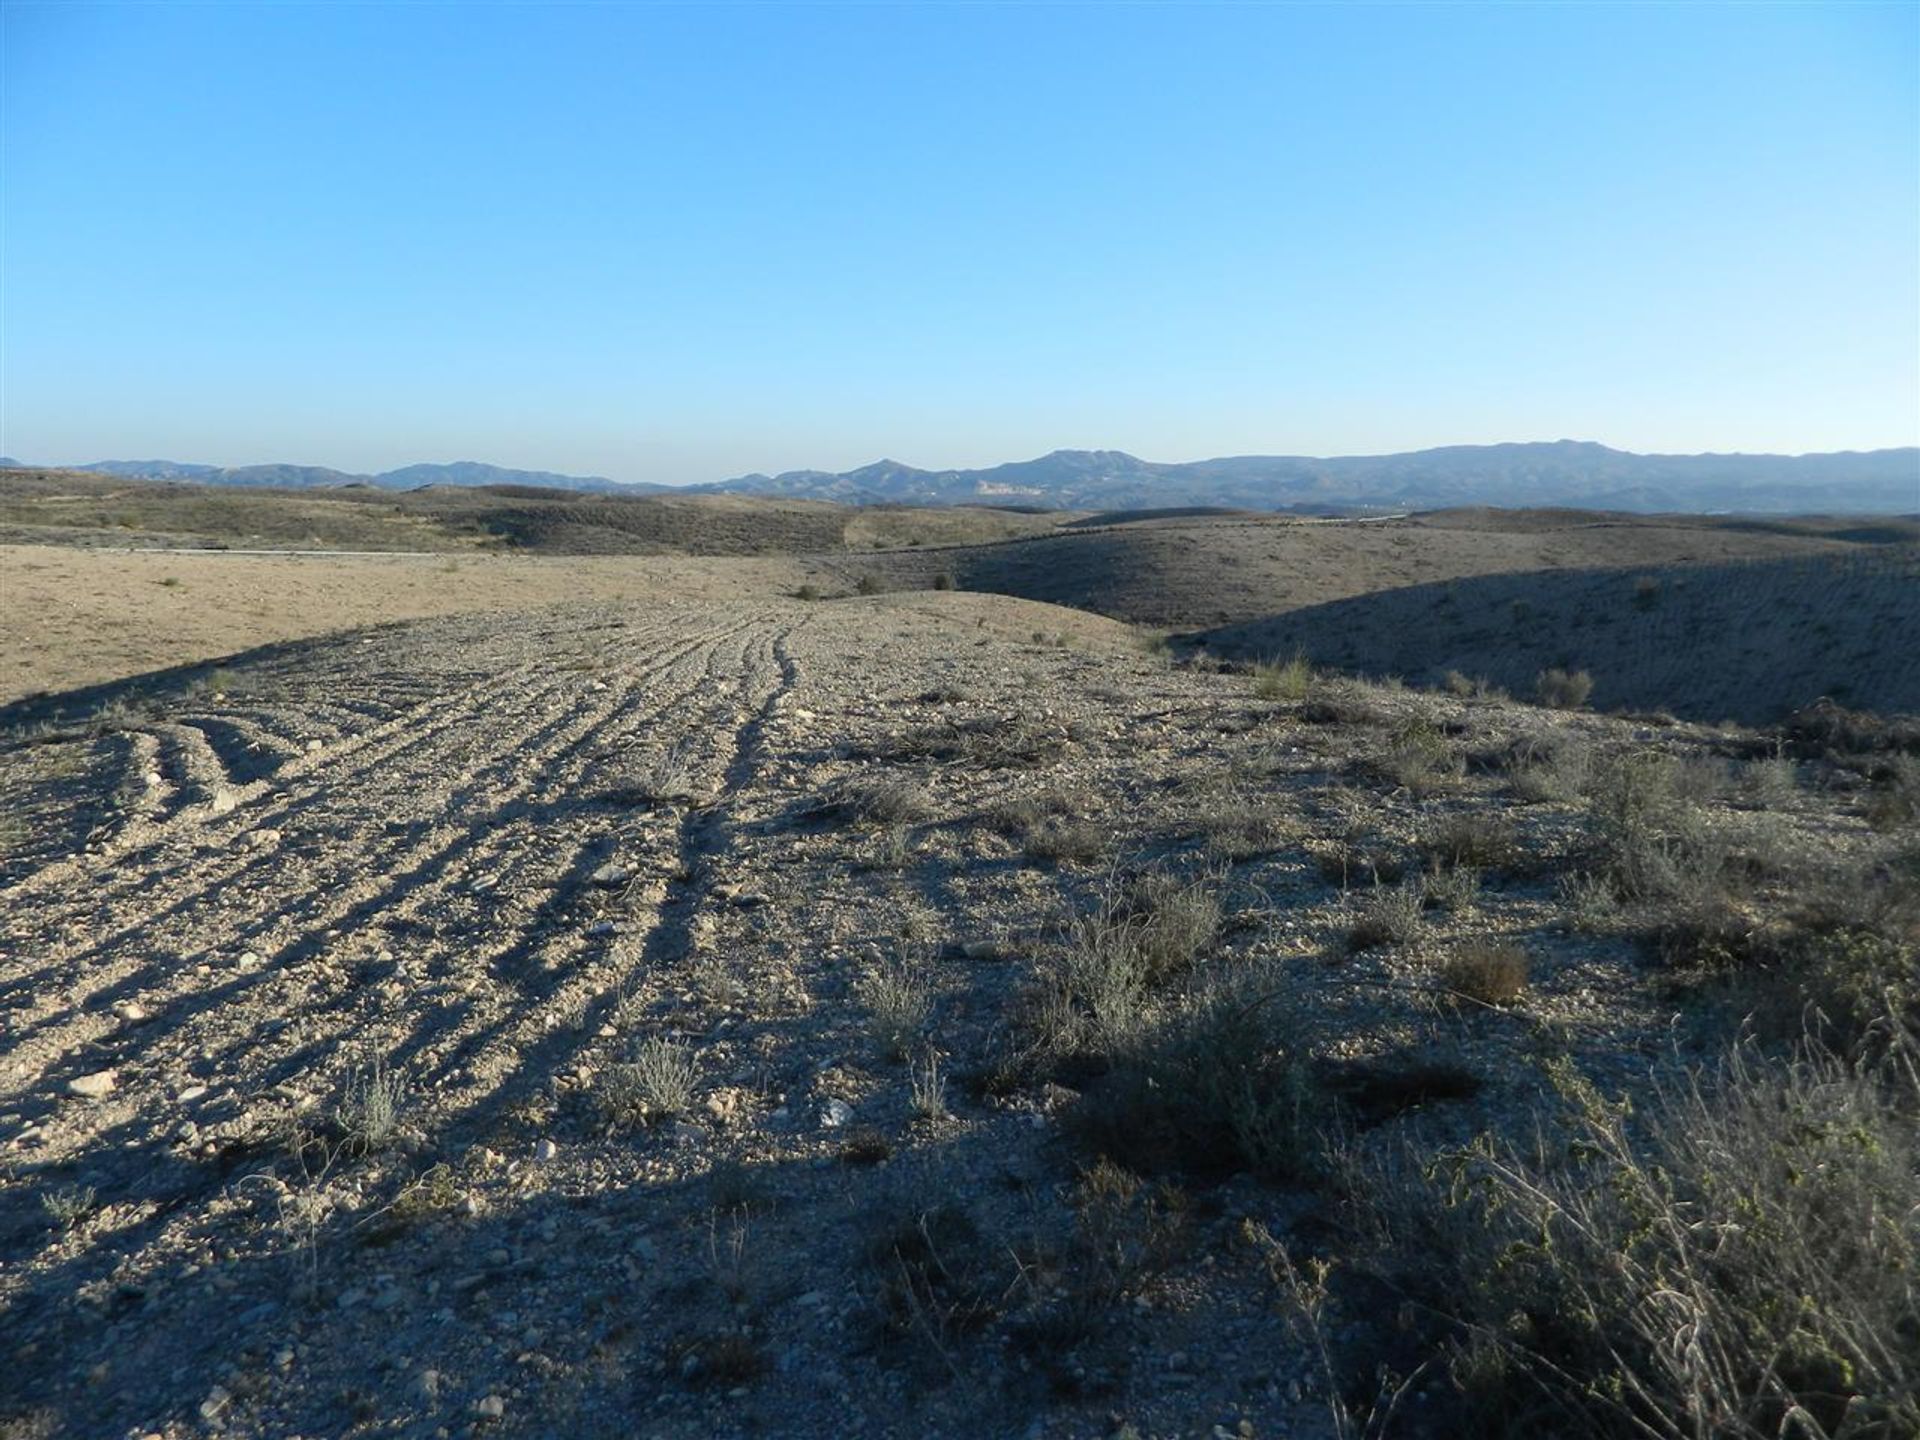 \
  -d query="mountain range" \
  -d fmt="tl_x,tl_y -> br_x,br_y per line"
4,442 -> 1914,514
